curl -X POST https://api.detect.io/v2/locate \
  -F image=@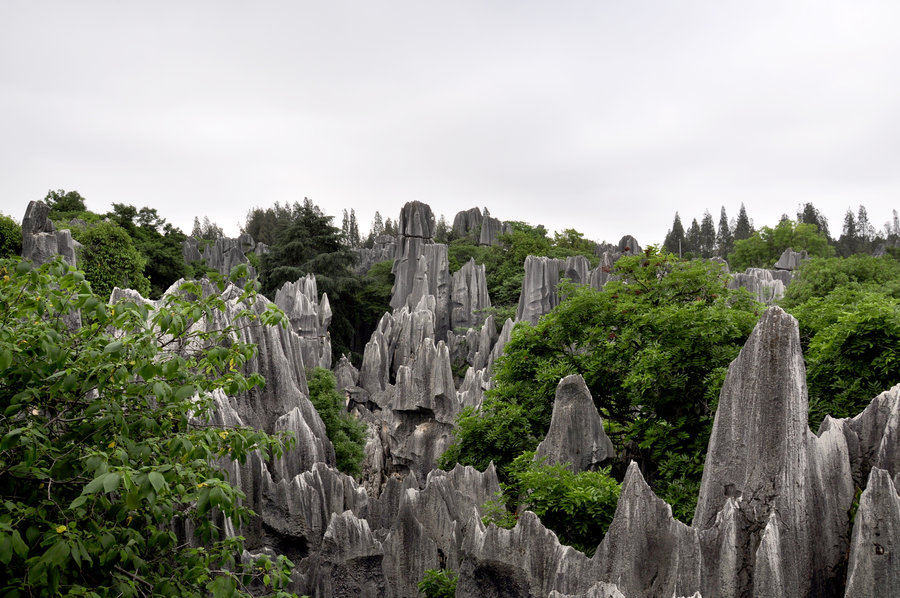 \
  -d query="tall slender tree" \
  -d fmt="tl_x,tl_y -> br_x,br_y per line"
663,212 -> 686,256
733,203 -> 753,241
699,211 -> 716,258
685,218 -> 701,256
716,207 -> 733,258
838,208 -> 858,257
797,202 -> 830,240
